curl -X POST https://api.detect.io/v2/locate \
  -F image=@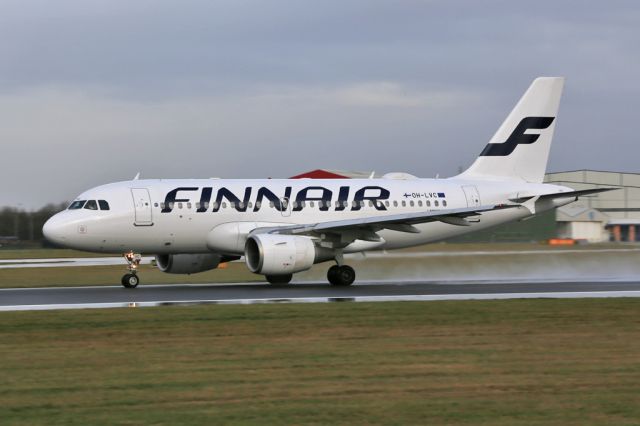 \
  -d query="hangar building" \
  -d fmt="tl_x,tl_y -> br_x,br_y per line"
545,170 -> 640,242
